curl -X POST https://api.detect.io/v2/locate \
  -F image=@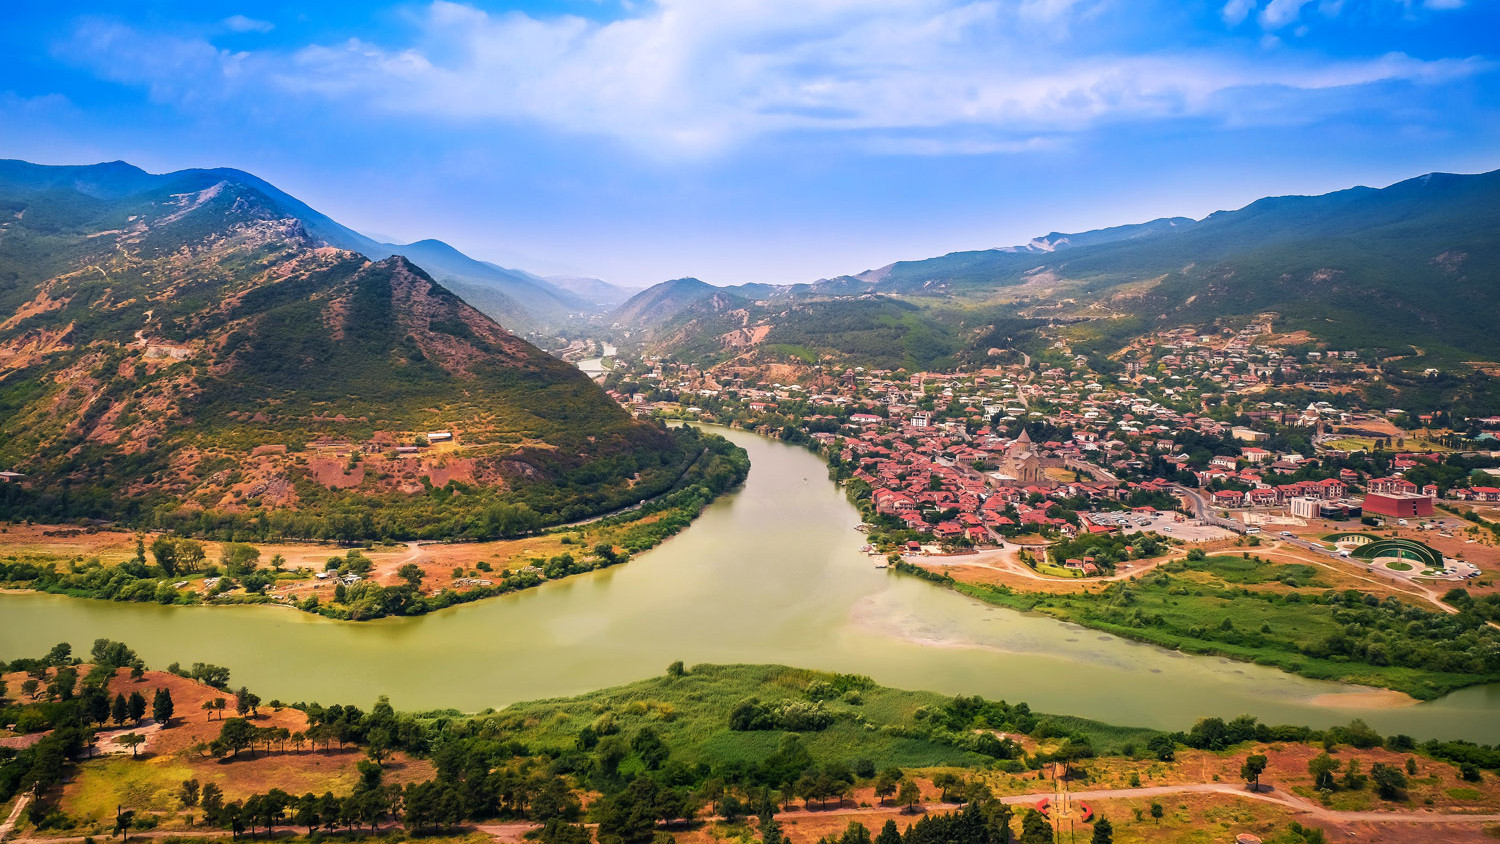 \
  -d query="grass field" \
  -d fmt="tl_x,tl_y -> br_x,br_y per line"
947,554 -> 1500,699
466,663 -> 1161,765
